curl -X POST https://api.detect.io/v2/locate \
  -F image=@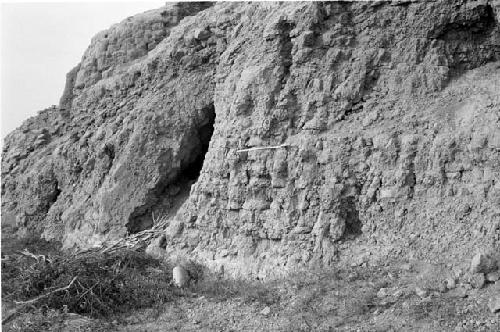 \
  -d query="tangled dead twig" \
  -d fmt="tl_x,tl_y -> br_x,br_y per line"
2,310 -> 22,325
3,277 -> 78,326
77,214 -> 170,256
2,214 -> 175,324
3,248 -> 174,321
18,248 -> 52,263
15,277 -> 78,306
